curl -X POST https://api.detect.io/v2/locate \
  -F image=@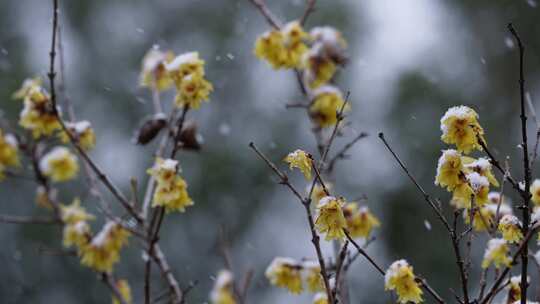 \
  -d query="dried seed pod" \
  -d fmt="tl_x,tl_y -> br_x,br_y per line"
132,113 -> 167,145
178,120 -> 202,150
